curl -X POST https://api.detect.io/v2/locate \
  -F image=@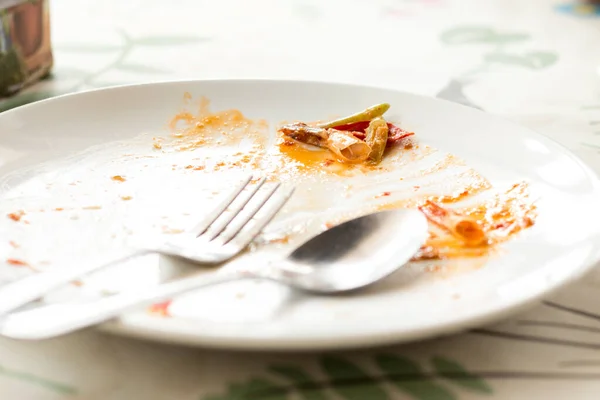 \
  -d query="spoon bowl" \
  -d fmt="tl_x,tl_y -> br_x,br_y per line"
273,209 -> 429,293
